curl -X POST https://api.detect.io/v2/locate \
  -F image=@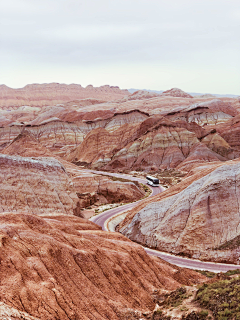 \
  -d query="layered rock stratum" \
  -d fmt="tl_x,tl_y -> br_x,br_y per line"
0,83 -> 240,317
162,88 -> 193,98
0,83 -> 129,108
0,153 -> 80,215
1,131 -> 145,212
0,213 -> 206,319
0,86 -> 239,172
118,159 -> 240,264
1,86 -> 240,250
